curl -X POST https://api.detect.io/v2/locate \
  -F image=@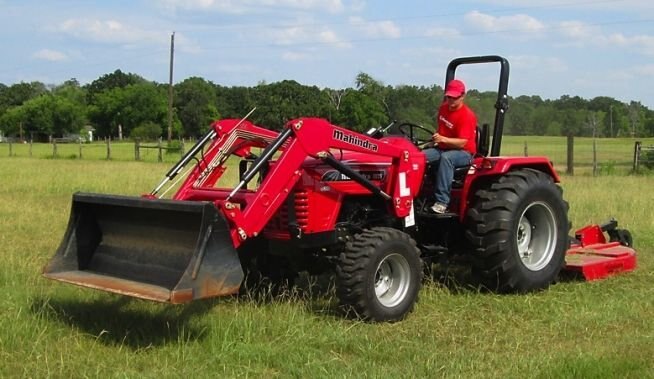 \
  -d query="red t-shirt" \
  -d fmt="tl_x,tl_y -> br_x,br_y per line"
436,102 -> 477,154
